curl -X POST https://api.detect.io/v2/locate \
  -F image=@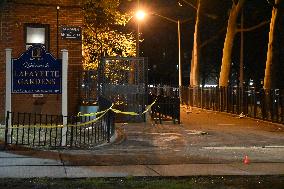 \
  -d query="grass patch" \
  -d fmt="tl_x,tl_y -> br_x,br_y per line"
0,176 -> 283,189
